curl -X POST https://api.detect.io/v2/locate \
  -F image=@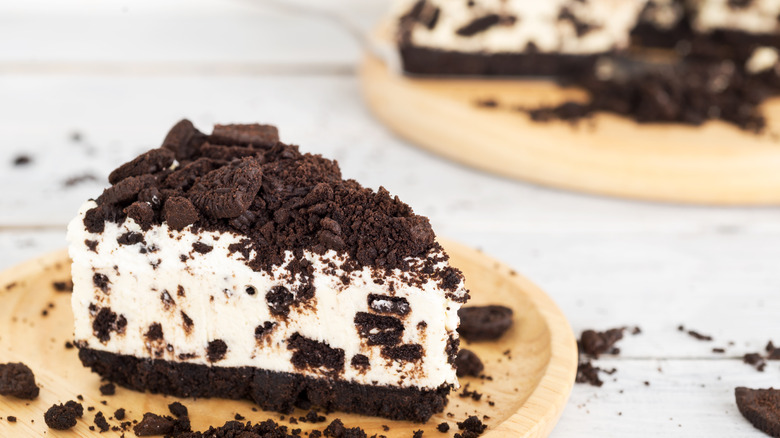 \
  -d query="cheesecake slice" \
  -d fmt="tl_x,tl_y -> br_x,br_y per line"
67,120 -> 469,422
394,0 -> 647,76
